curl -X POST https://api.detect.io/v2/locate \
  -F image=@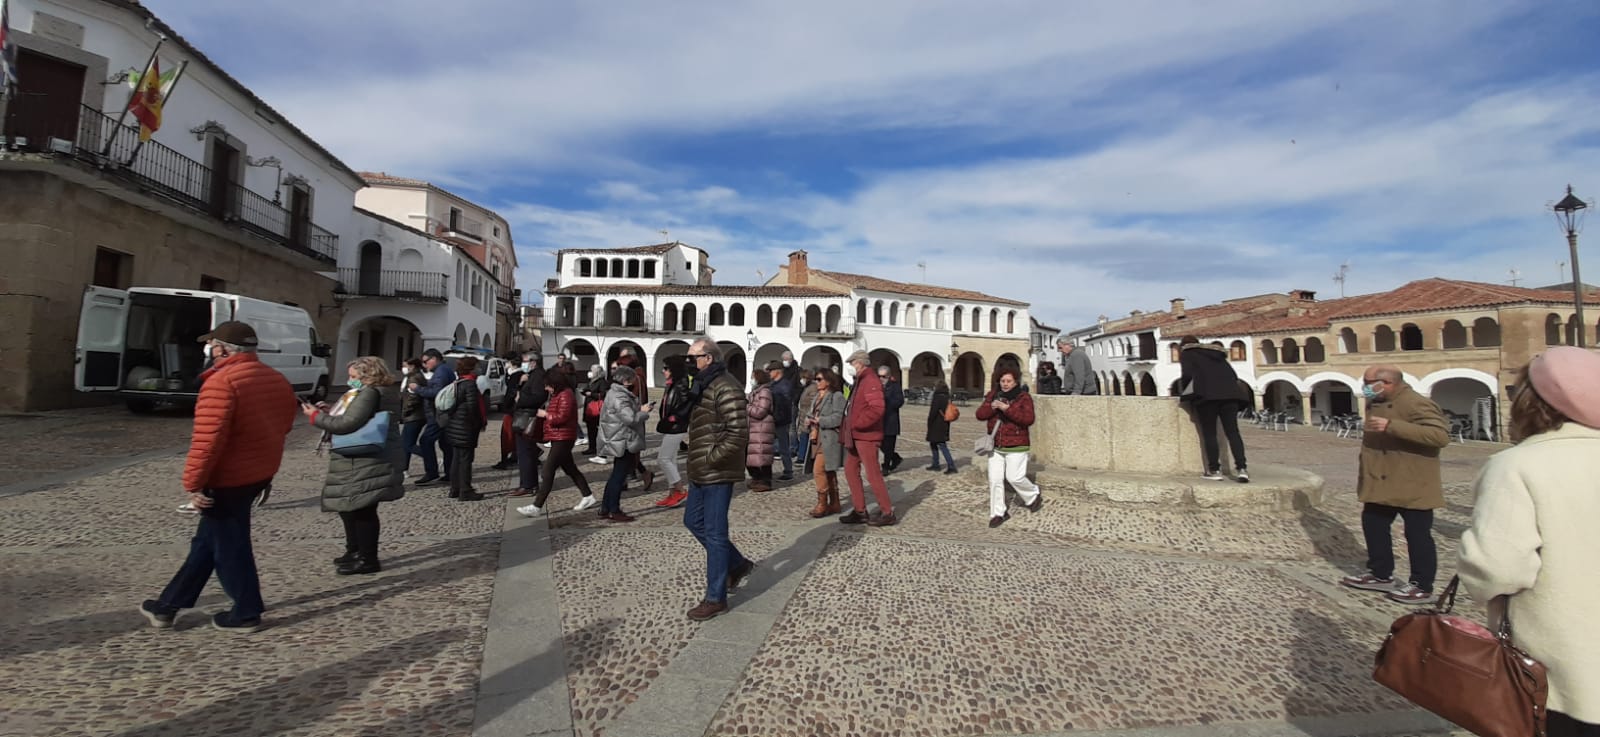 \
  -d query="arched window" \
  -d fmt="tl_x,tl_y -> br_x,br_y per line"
989,309 -> 999,333
681,304 -> 697,331
1566,314 -> 1582,346
1282,338 -> 1301,364
1304,337 -> 1325,363
889,303 -> 899,326
1169,343 -> 1181,363
857,299 -> 869,324
874,300 -> 884,325
1545,314 -> 1563,345
578,297 -> 595,327
662,303 -> 679,332
625,300 -> 645,327
905,304 -> 917,328
936,306 -> 946,329
1472,317 -> 1501,347
825,305 -> 841,332
1374,325 -> 1397,352
578,258 -> 592,277
729,304 -> 745,326
1338,327 -> 1358,354
757,305 -> 774,327
1261,340 -> 1279,365
627,259 -> 641,279
596,259 -> 609,278
804,306 -> 821,333
602,300 -> 622,327
1441,320 -> 1467,349
921,305 -> 931,328
1400,323 -> 1424,351
710,304 -> 726,326
777,305 -> 794,328
611,258 -> 624,277
1229,340 -> 1246,361
1007,311 -> 1017,334
643,260 -> 657,279
971,308 -> 981,332
953,306 -> 964,330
